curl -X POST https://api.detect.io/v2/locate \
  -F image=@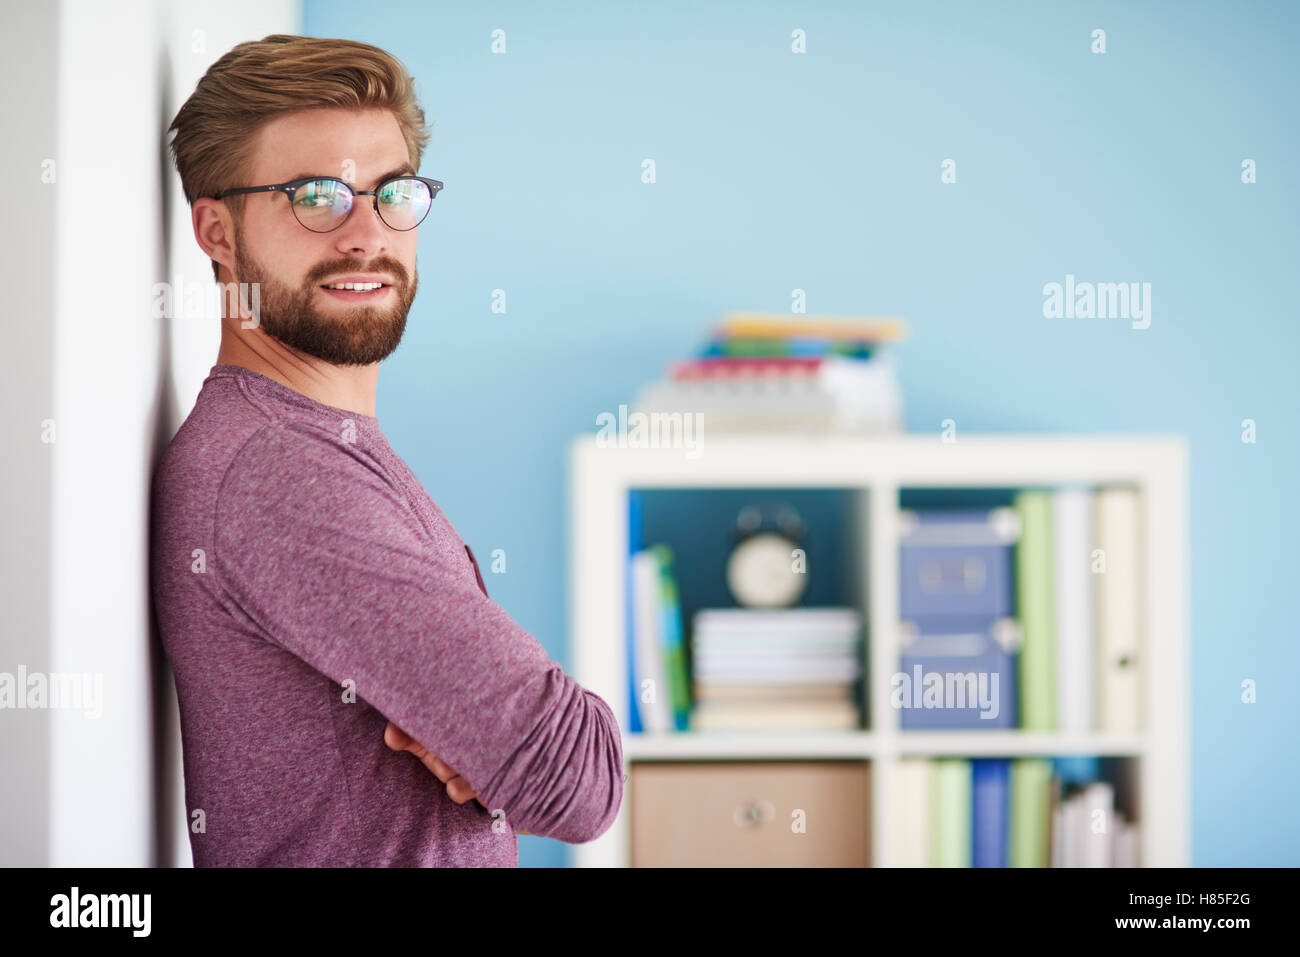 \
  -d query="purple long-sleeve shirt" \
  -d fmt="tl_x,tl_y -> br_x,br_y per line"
149,364 -> 623,866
